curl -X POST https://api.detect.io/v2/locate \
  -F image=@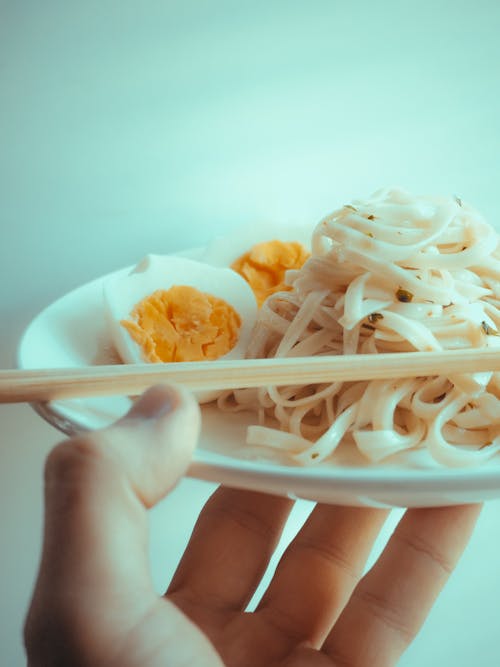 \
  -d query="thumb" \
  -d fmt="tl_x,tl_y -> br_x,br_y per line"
42,382 -> 200,570
43,382 -> 201,515
25,384 -> 201,657
92,382 -> 201,506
